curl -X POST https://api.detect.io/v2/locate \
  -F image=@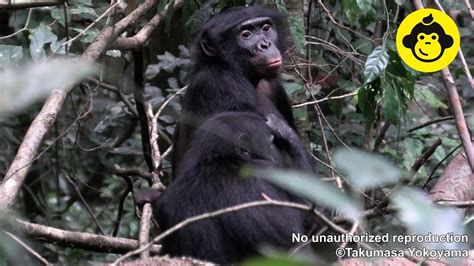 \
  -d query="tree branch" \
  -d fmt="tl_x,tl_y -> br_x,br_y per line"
4,218 -> 161,254
0,0 -> 158,210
